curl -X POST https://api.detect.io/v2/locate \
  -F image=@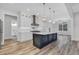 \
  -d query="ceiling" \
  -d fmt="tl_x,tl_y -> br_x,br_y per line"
0,3 -> 79,13
0,3 -> 79,23
0,3 -> 41,12
69,3 -> 79,13
0,3 -> 69,12
0,3 -> 72,20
